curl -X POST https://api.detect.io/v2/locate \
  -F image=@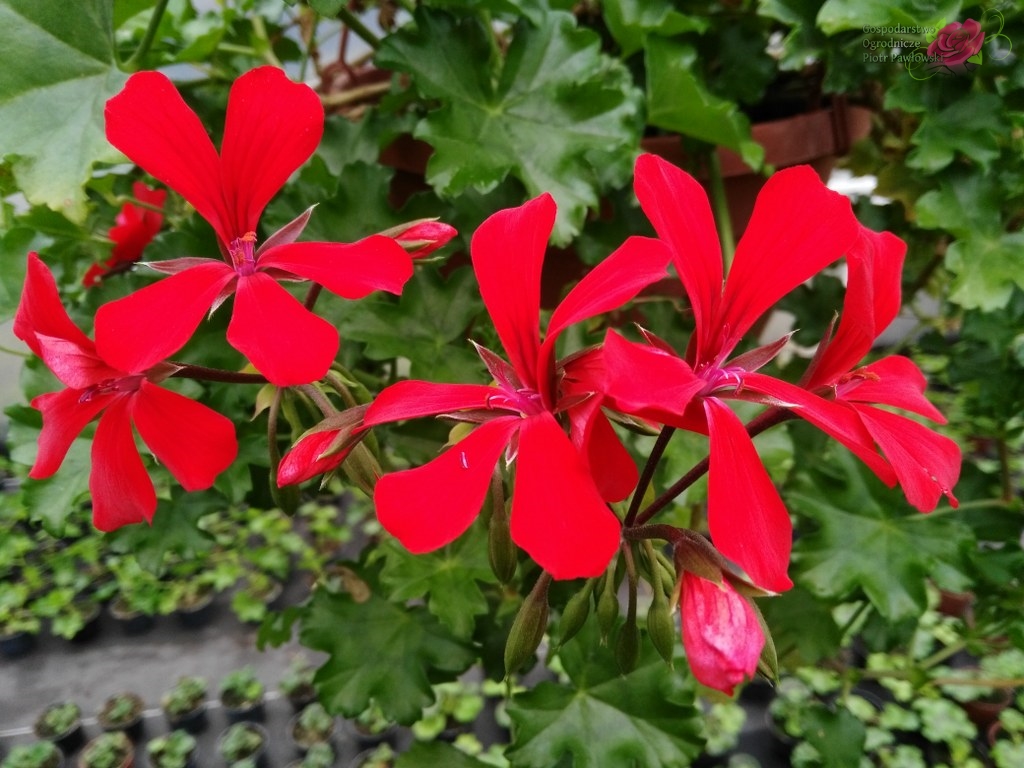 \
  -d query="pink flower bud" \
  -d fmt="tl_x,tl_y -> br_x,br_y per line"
393,220 -> 457,258
680,571 -> 764,695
